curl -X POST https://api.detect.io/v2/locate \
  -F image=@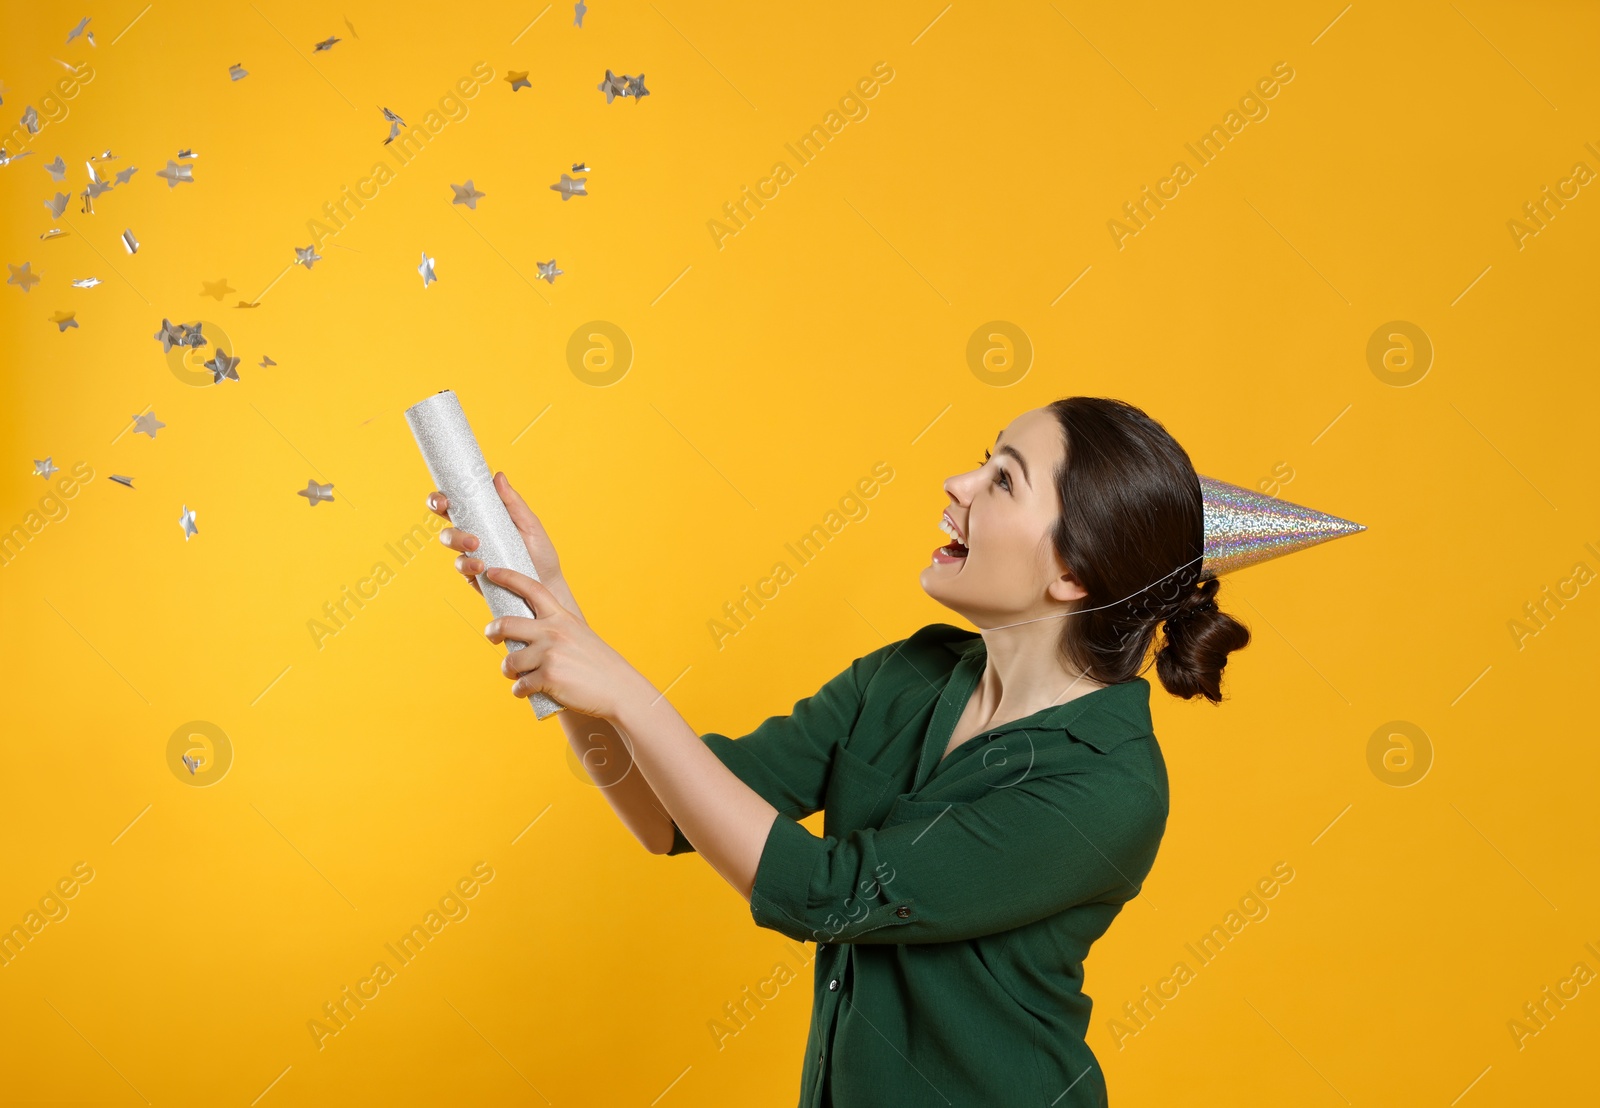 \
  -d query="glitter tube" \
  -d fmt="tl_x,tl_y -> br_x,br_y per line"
405,389 -> 564,719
